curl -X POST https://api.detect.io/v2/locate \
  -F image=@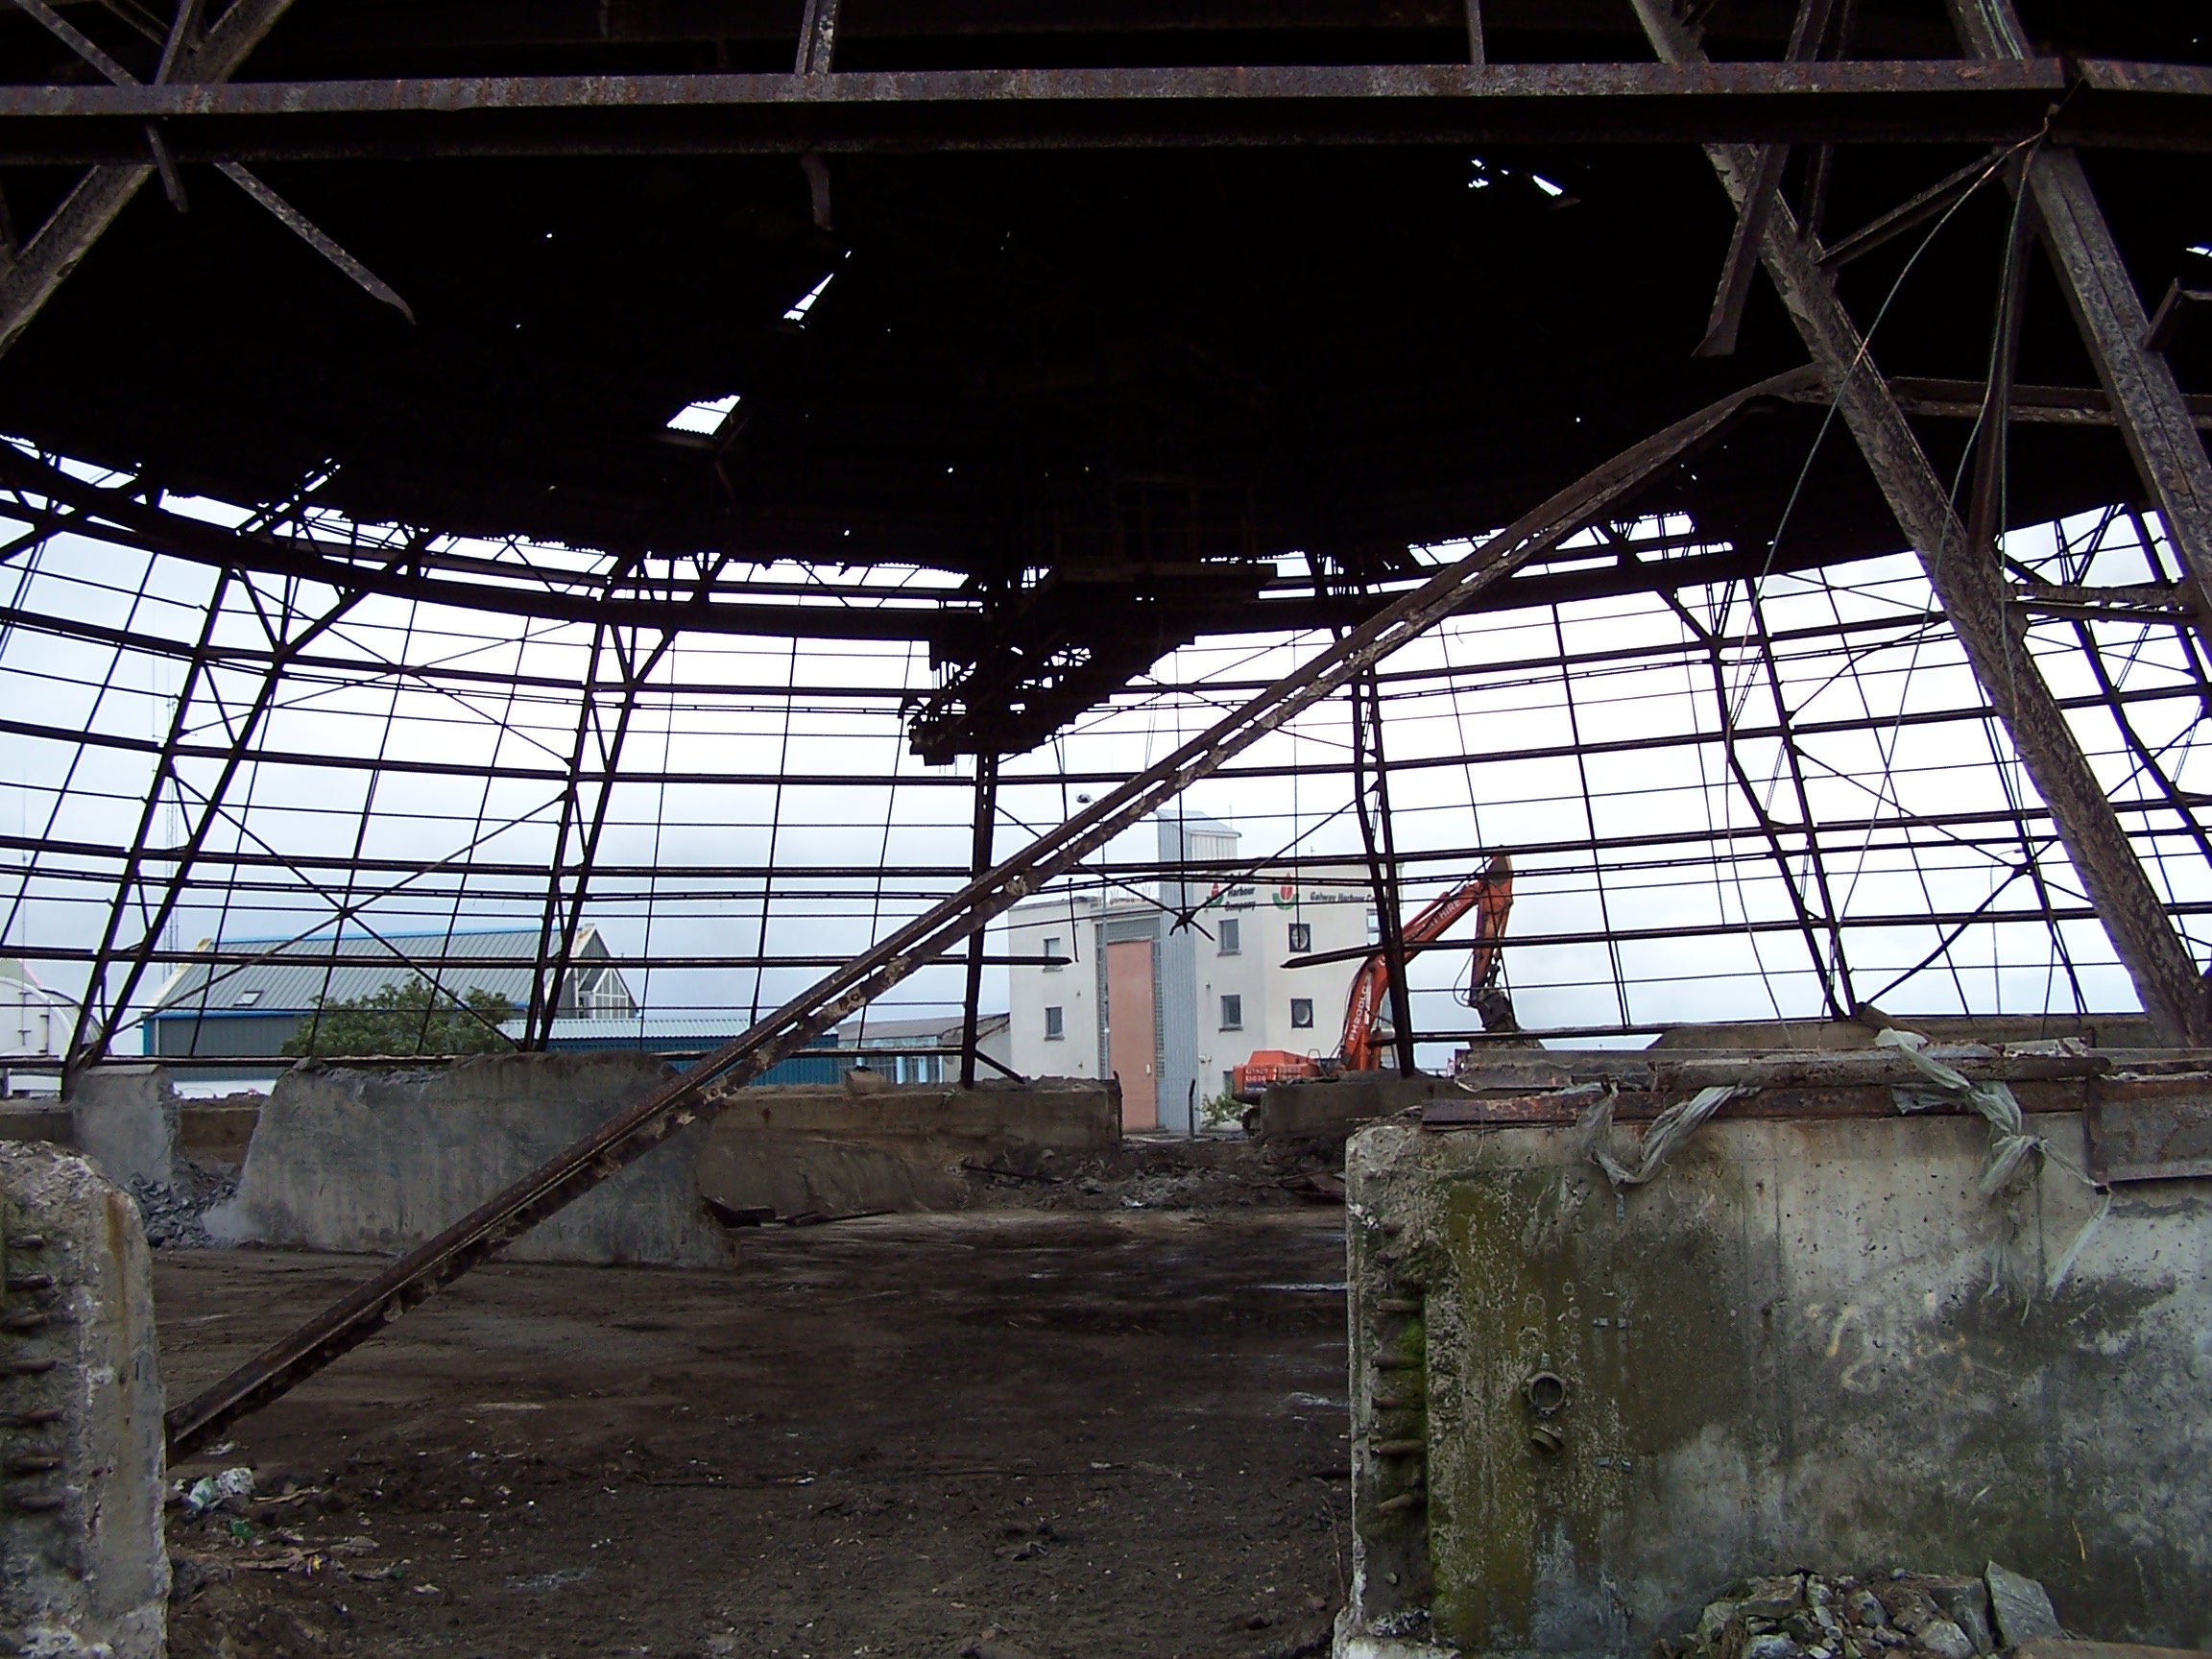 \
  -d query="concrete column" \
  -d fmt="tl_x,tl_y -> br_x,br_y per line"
1,1143 -> 169,1659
